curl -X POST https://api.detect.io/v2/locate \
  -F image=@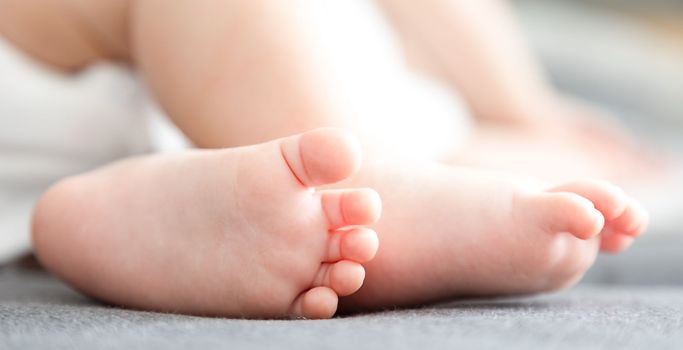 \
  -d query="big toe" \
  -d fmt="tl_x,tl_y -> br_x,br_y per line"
522,191 -> 605,240
549,180 -> 628,221
281,128 -> 362,187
